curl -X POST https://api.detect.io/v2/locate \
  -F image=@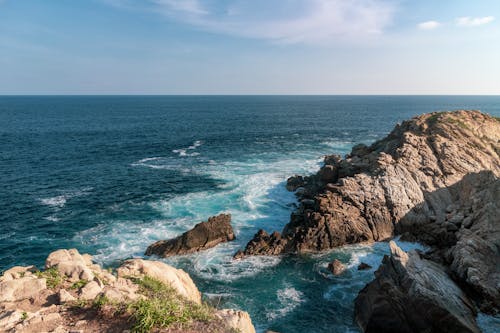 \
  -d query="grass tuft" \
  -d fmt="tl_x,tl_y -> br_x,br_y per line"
70,279 -> 88,290
34,267 -> 62,289
128,276 -> 213,333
